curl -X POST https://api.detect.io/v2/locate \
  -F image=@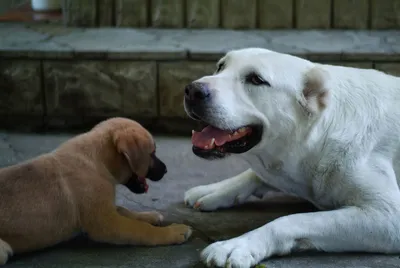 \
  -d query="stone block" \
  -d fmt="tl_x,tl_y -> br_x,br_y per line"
44,61 -> 157,117
333,0 -> 368,29
62,0 -> 97,27
98,0 -> 114,26
296,0 -> 331,29
186,0 -> 220,28
258,0 -> 293,29
375,63 -> 400,77
151,0 -> 184,28
221,0 -> 257,29
116,0 -> 149,27
159,62 -> 216,117
0,60 -> 43,115
371,0 -> 400,29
